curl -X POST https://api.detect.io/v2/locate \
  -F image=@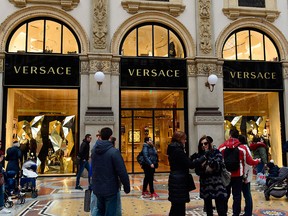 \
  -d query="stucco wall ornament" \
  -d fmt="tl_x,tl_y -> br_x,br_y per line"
0,58 -> 3,73
199,0 -> 212,55
93,0 -> 108,49
9,0 -> 79,11
197,63 -> 216,76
